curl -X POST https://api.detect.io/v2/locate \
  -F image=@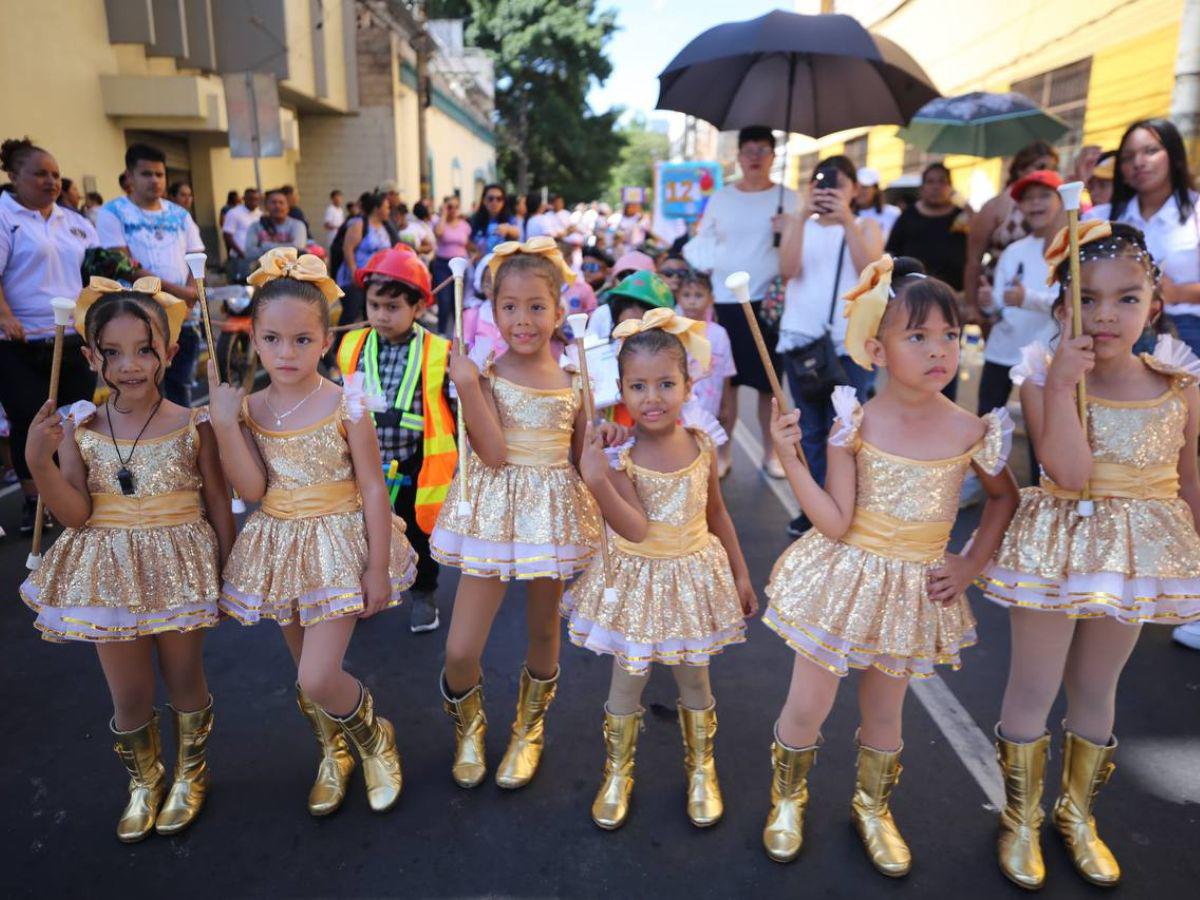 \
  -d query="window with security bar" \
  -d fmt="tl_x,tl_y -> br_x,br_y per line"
1010,58 -> 1093,167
